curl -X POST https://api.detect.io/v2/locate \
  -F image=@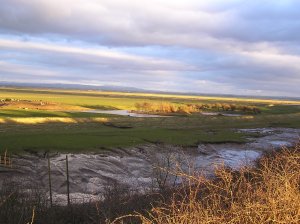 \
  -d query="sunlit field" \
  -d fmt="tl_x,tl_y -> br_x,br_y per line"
0,87 -> 299,153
